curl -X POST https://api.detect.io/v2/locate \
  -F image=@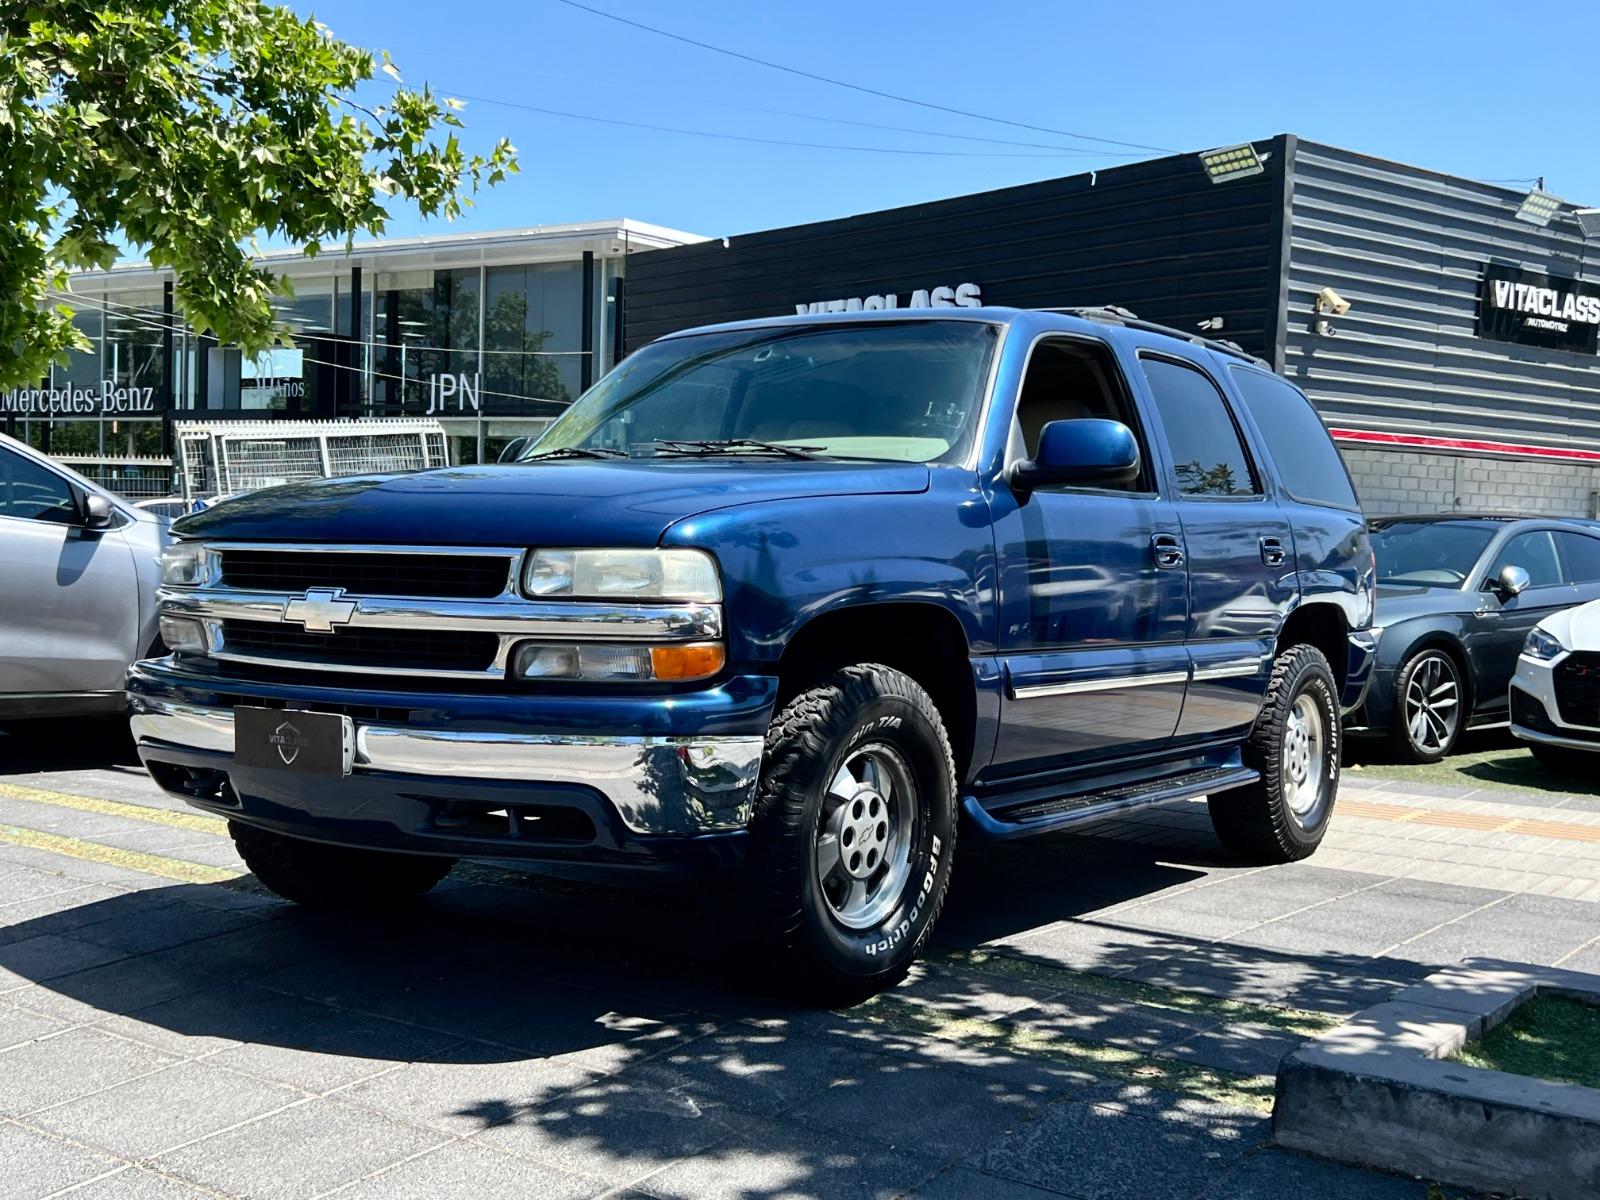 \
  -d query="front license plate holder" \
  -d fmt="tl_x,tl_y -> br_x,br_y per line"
234,706 -> 354,776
